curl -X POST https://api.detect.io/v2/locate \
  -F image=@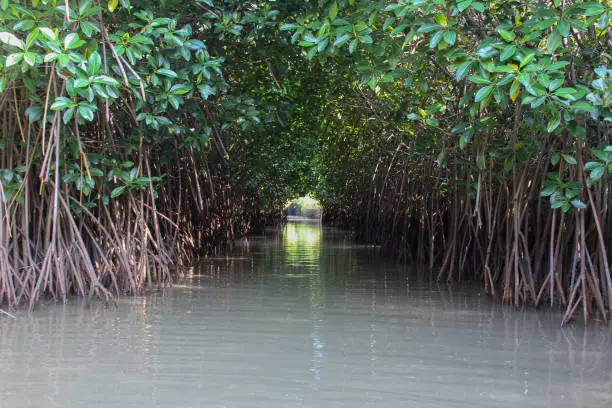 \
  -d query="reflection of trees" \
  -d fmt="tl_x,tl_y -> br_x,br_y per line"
283,222 -> 321,269
282,222 -> 326,386
2,231 -> 612,405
